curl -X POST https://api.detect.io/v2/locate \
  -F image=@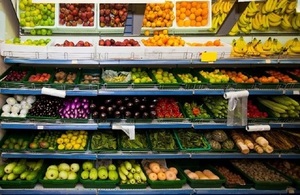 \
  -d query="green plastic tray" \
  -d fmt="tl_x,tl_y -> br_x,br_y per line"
52,68 -> 80,90
90,131 -> 118,153
80,176 -> 120,188
0,110 -> 27,122
131,68 -> 157,89
0,131 -> 32,152
39,164 -> 79,188
148,130 -> 180,153
119,182 -> 148,189
78,69 -> 101,90
26,115 -> 58,123
181,101 -> 213,122
55,132 -> 90,153
26,131 -> 61,153
179,165 -> 226,188
156,102 -> 186,122
0,66 -> 32,88
196,69 -> 232,89
24,68 -> 55,88
173,68 -> 205,89
214,163 -> 253,189
147,166 -> 186,189
149,68 -> 182,89
231,160 -> 292,190
118,130 -> 151,152
102,68 -> 132,89
174,129 -> 211,152
266,161 -> 300,189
